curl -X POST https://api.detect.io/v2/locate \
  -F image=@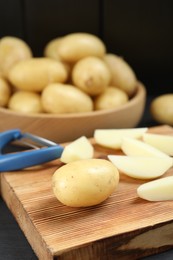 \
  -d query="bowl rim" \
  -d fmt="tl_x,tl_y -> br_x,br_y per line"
0,81 -> 146,119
